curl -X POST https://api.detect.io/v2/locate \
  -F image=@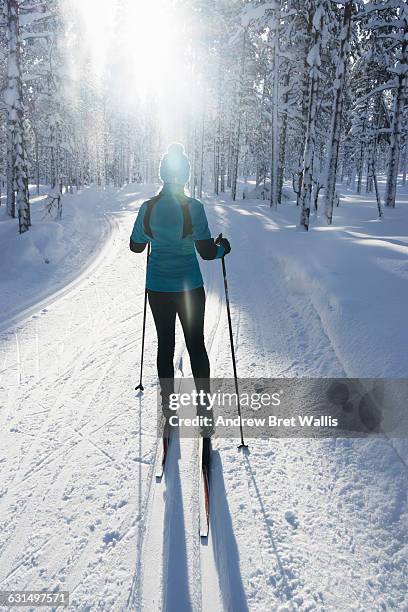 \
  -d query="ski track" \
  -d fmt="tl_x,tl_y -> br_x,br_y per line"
0,187 -> 406,611
138,252 -> 225,612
